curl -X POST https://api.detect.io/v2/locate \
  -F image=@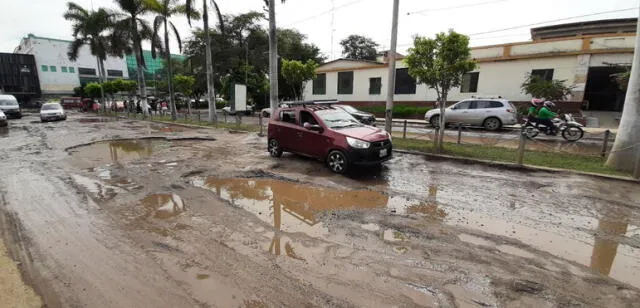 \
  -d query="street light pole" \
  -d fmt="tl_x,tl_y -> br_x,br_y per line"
384,0 -> 400,134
